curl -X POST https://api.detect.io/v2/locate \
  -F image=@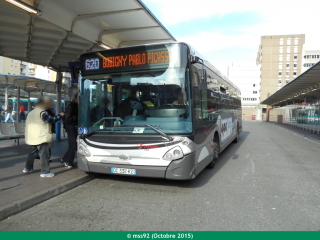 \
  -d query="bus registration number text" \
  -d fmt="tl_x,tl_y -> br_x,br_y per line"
111,167 -> 136,175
